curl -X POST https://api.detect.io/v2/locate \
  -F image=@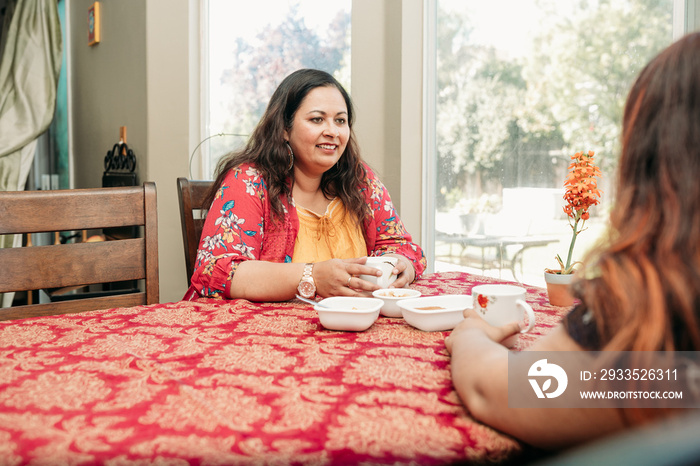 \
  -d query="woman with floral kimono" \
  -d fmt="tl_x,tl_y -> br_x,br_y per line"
187,69 -> 426,302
